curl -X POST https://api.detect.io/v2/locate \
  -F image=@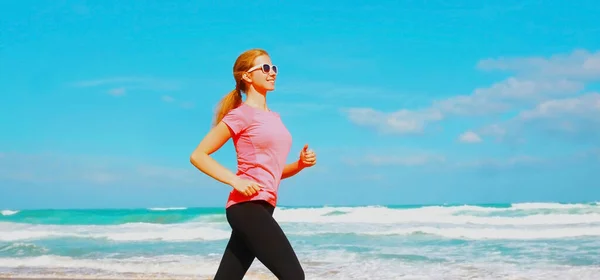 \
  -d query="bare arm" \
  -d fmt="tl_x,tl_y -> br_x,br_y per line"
189,122 -> 238,187
281,160 -> 305,180
281,144 -> 316,180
